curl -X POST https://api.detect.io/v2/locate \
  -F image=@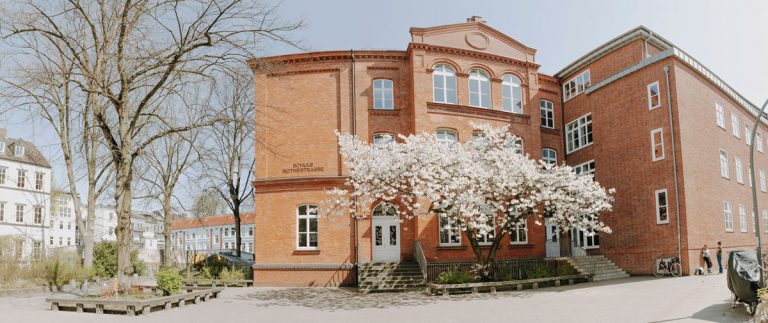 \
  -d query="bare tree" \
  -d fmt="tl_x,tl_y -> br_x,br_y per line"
137,131 -> 198,267
3,0 -> 301,284
198,70 -> 255,258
